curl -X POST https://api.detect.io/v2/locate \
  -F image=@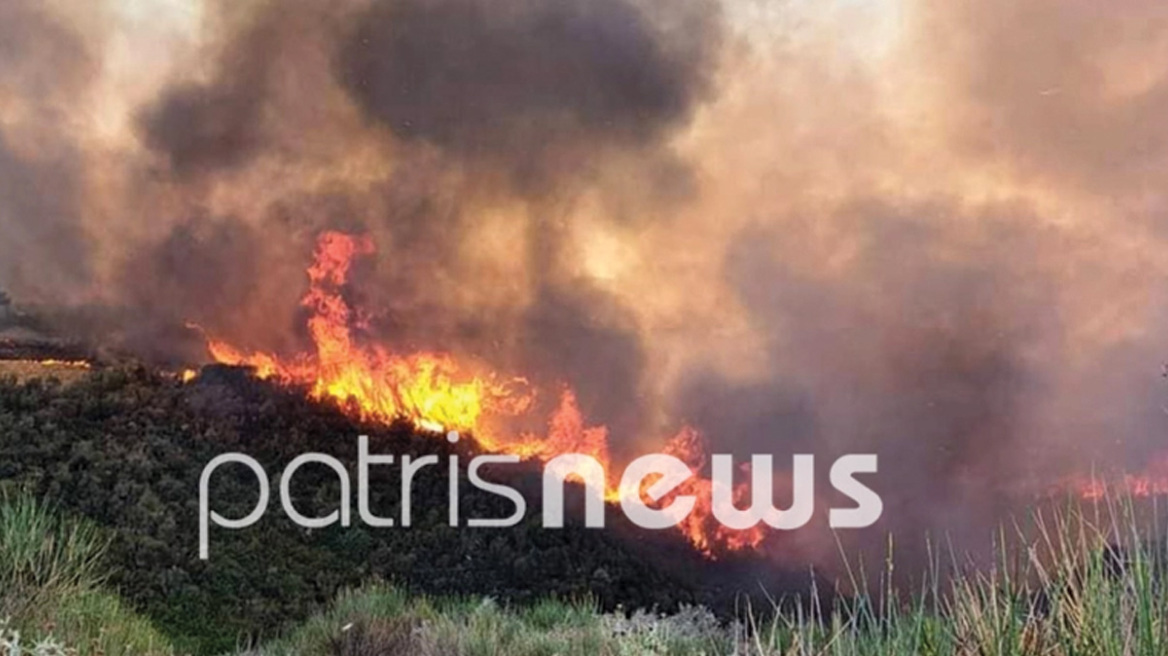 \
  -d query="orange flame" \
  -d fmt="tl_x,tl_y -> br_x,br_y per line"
1072,461 -> 1168,501
202,231 -> 764,558
207,232 -> 531,435
36,359 -> 91,369
659,427 -> 768,554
